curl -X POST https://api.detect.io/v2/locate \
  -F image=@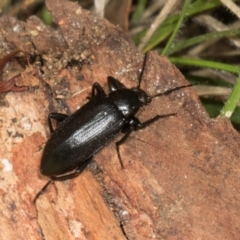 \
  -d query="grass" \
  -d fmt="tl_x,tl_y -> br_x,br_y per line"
1,0 -> 240,127
131,0 -> 240,127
